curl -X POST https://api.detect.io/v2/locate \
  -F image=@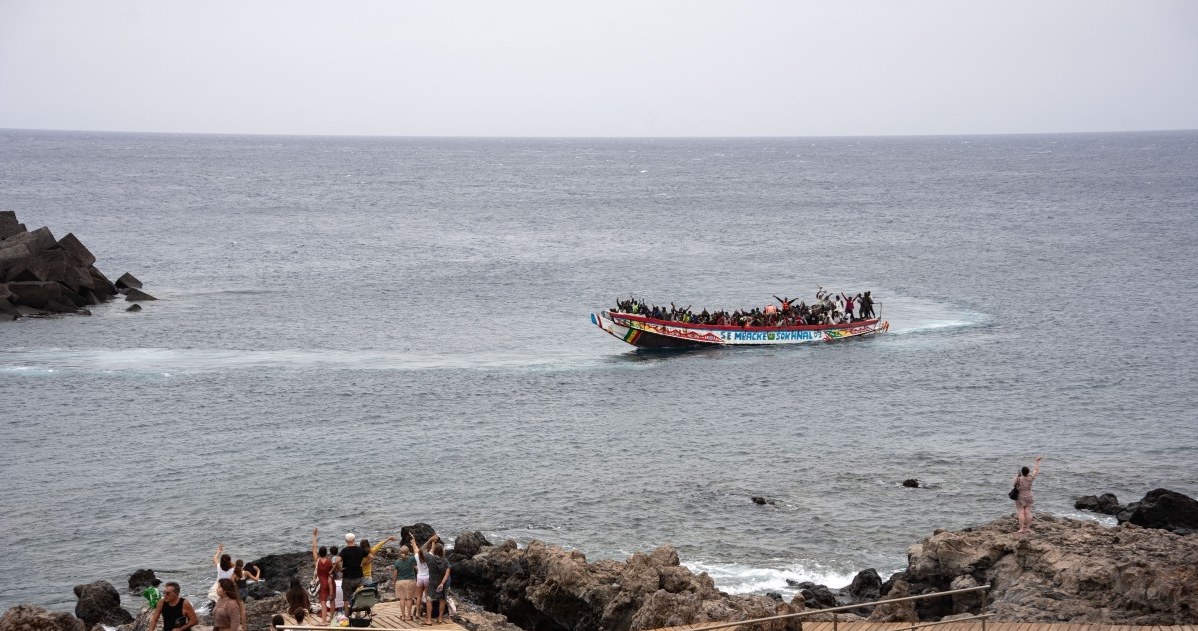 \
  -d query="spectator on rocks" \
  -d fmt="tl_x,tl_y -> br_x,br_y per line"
312,529 -> 335,623
1014,456 -> 1043,534
391,545 -> 418,621
337,533 -> 367,614
233,560 -> 260,601
147,581 -> 197,631
421,534 -> 452,626
360,535 -> 396,585
410,534 -> 430,621
210,545 -> 235,603
284,577 -> 311,624
271,615 -> 285,631
213,578 -> 246,631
